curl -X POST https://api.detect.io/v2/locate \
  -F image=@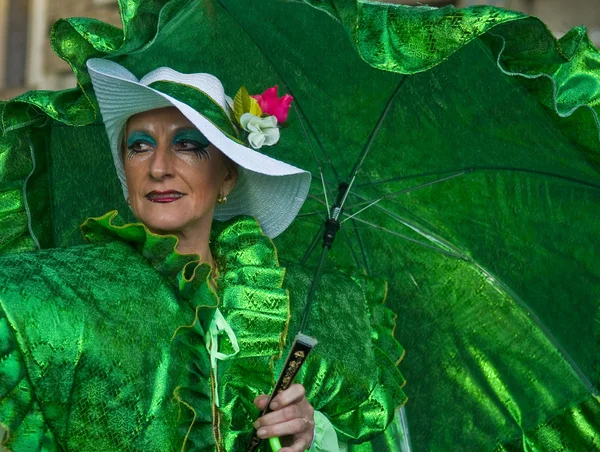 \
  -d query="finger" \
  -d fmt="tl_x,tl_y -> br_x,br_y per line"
254,404 -> 299,429
269,384 -> 306,410
255,417 -> 312,439
253,394 -> 270,410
